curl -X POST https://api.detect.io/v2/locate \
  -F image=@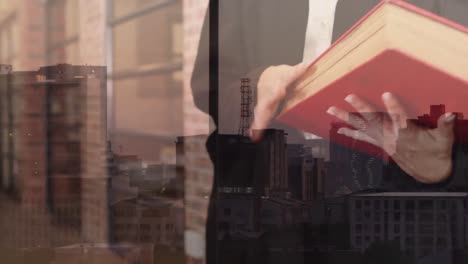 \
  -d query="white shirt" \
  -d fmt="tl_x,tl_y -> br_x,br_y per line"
303,0 -> 339,139
303,0 -> 339,63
